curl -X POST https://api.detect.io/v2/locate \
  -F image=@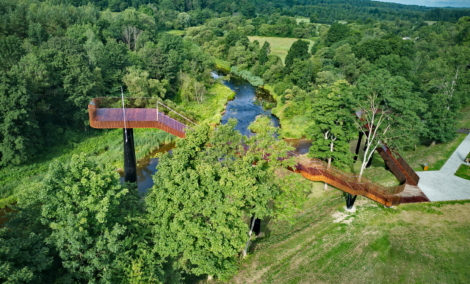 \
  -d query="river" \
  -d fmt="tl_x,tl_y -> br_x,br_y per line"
122,71 -> 310,193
